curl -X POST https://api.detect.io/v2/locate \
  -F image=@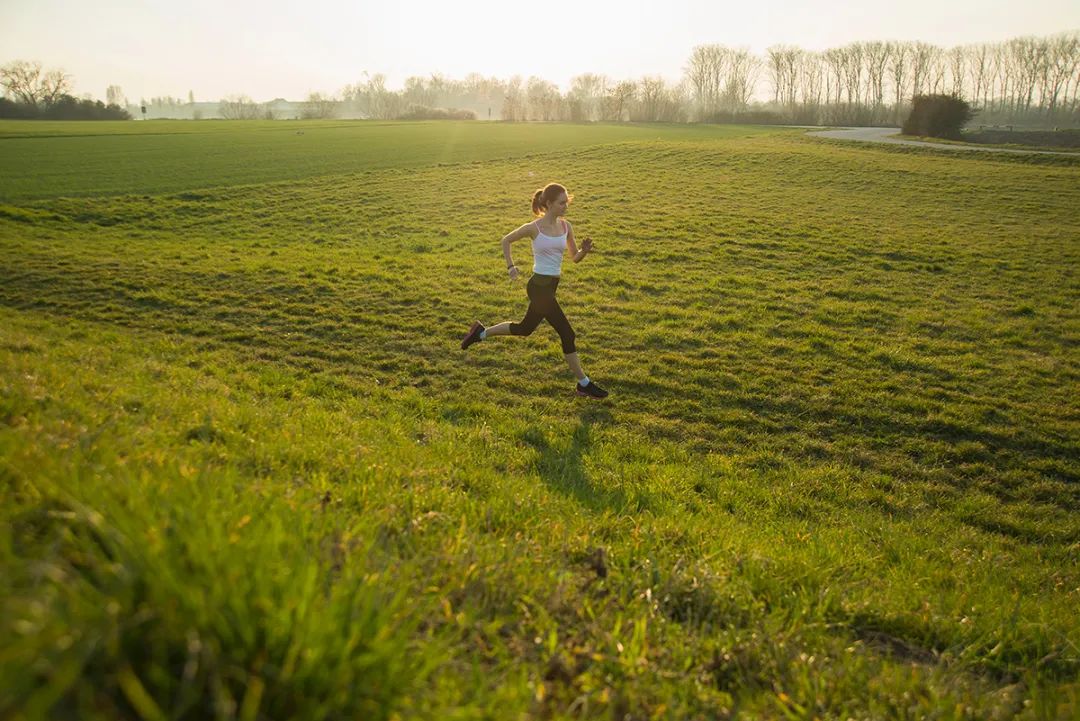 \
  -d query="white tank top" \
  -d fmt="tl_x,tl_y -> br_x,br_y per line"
532,219 -> 566,276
